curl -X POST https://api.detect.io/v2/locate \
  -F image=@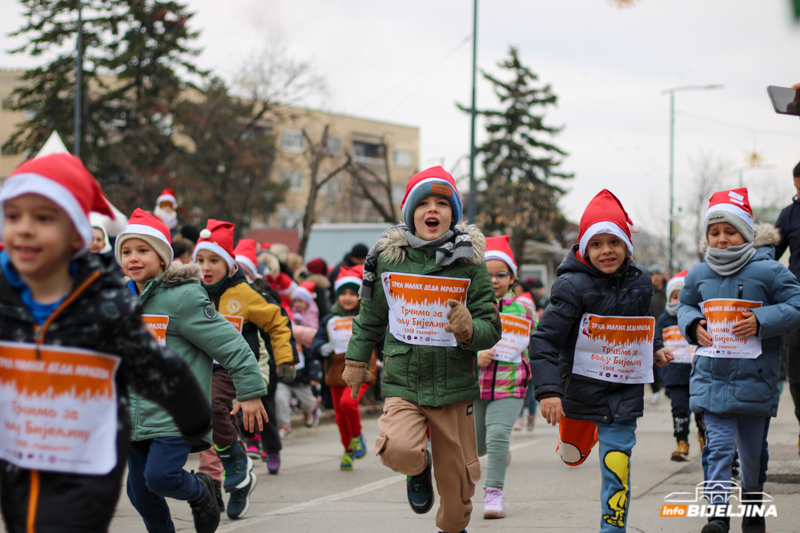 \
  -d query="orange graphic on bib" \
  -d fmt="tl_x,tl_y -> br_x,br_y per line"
581,315 -> 654,347
142,315 -> 169,346
384,273 -> 468,307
